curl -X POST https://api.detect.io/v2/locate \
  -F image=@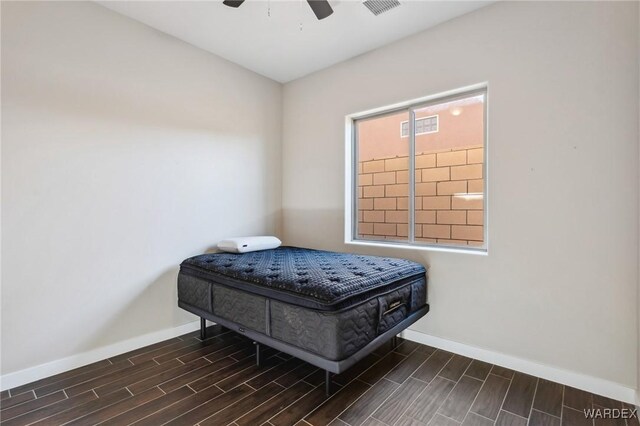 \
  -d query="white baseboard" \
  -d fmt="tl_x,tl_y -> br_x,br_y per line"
400,329 -> 637,405
0,320 -> 201,391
